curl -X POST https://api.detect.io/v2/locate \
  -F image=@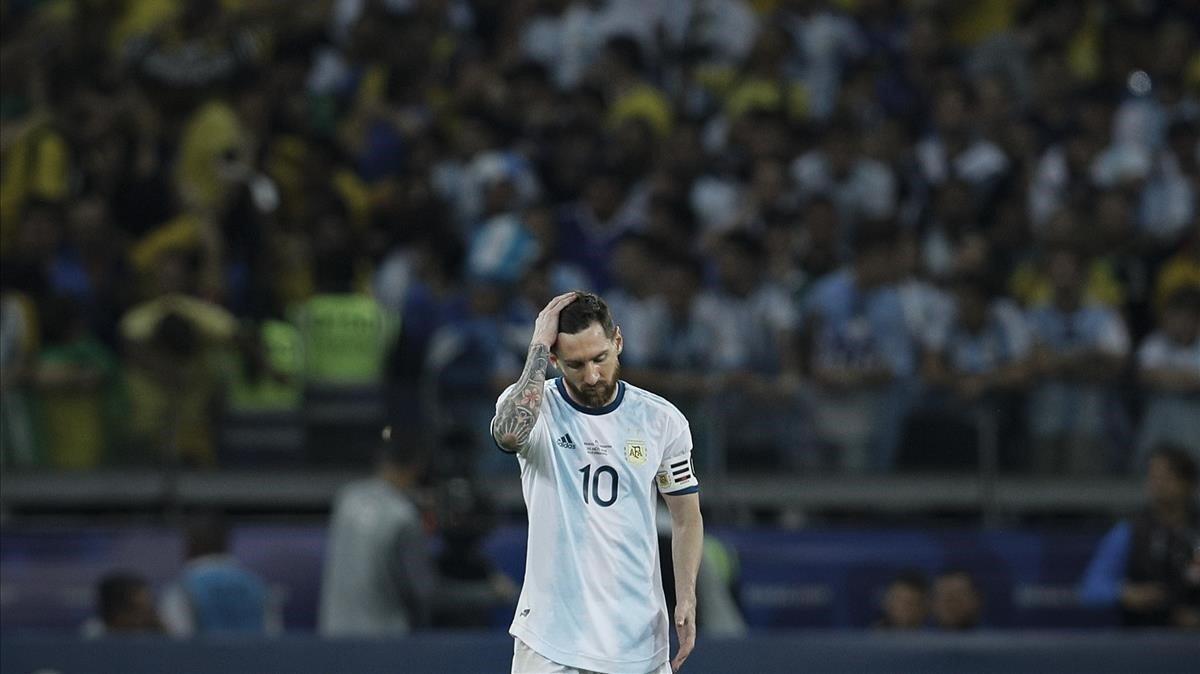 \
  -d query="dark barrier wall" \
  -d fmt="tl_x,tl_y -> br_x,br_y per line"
1,525 -> 1113,631
3,633 -> 1199,674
